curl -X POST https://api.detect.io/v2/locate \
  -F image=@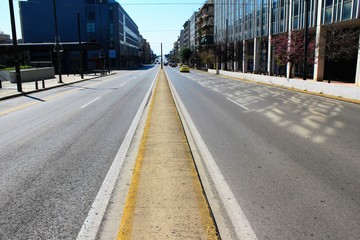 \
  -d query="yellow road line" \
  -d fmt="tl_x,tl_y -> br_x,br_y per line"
0,101 -> 39,116
43,88 -> 78,101
0,89 -> 77,117
117,78 -> 157,240
0,80 -> 103,116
